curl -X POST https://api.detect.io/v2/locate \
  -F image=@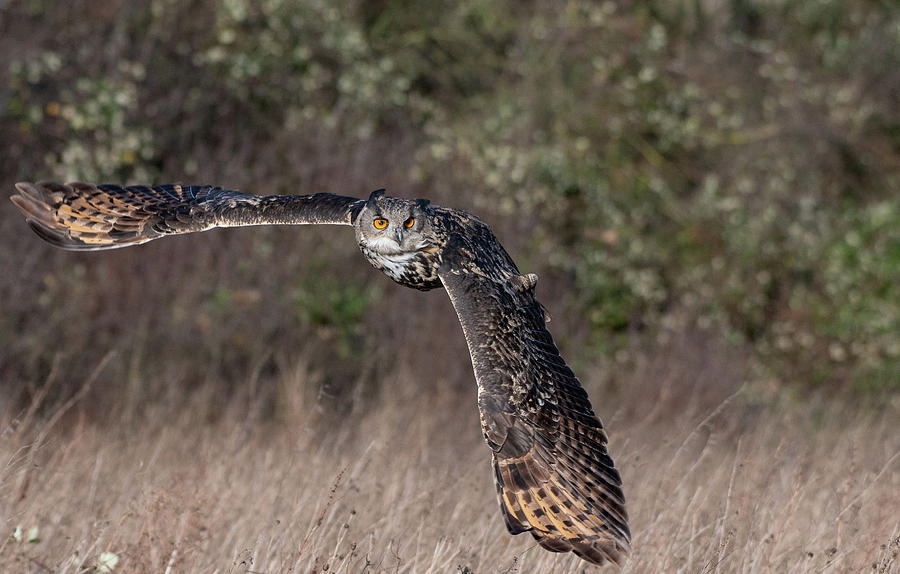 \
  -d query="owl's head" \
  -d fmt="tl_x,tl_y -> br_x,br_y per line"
355,189 -> 436,255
